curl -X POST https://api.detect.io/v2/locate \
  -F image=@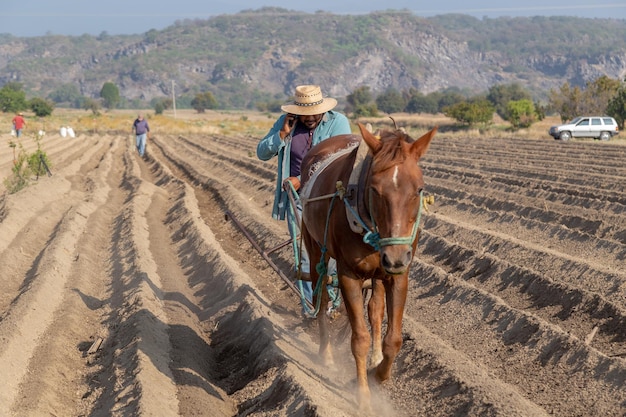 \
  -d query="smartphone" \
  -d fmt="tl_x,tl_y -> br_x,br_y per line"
287,114 -> 297,128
